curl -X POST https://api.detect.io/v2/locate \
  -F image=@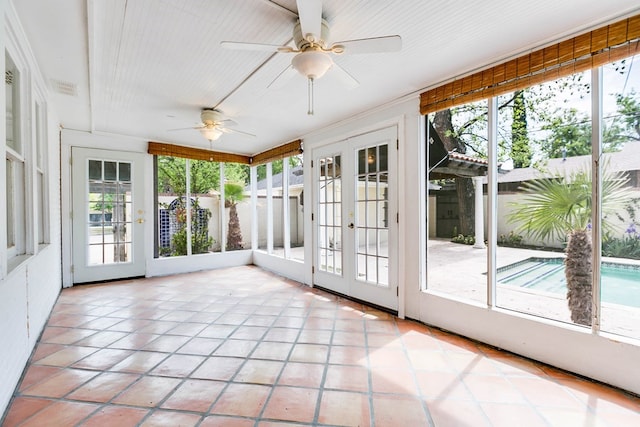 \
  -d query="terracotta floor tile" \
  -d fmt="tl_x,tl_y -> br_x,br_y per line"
4,266 -> 640,427
199,415 -> 256,426
139,410 -> 202,426
17,365 -> 63,391
149,354 -> 205,377
371,367 -> 419,395
81,405 -> 149,427
324,364 -> 369,392
261,386 -> 319,423
229,326 -> 269,341
141,335 -> 191,352
536,406 -> 610,427
29,343 -> 66,362
463,374 -> 527,404
1,397 -> 53,427
17,400 -> 99,427
510,376 -> 584,408
71,348 -> 133,370
20,368 -> 99,398
414,370 -> 474,400
112,376 -> 182,407
161,379 -> 226,412
480,402 -> 549,427
198,324 -> 238,339
263,327 -> 300,343
328,345 -> 368,366
133,320 -> 181,335
371,394 -> 430,426
210,383 -> 271,417
191,357 -> 244,381
368,347 -> 411,369
66,371 -> 140,402
108,351 -> 168,374
318,390 -> 371,426
234,359 -> 284,385
212,339 -> 258,358
166,322 -> 208,336
277,362 -> 325,388
108,332 -> 161,350
176,337 -> 223,355
426,398 -> 491,427
74,330 -> 130,347
41,328 -> 98,345
289,343 -> 329,363
250,342 -> 294,361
